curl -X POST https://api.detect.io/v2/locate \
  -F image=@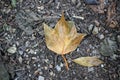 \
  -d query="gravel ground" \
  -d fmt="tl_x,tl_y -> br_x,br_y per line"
0,0 -> 120,80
